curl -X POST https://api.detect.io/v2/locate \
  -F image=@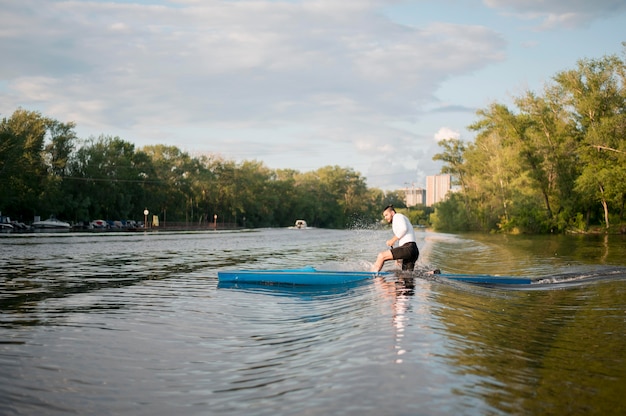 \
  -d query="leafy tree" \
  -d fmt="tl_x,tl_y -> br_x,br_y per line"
0,109 -> 50,218
433,138 -> 468,195
68,136 -> 145,220
382,190 -> 406,209
42,119 -> 78,217
555,55 -> 626,230
141,145 -> 200,224
310,166 -> 371,228
430,192 -> 471,232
